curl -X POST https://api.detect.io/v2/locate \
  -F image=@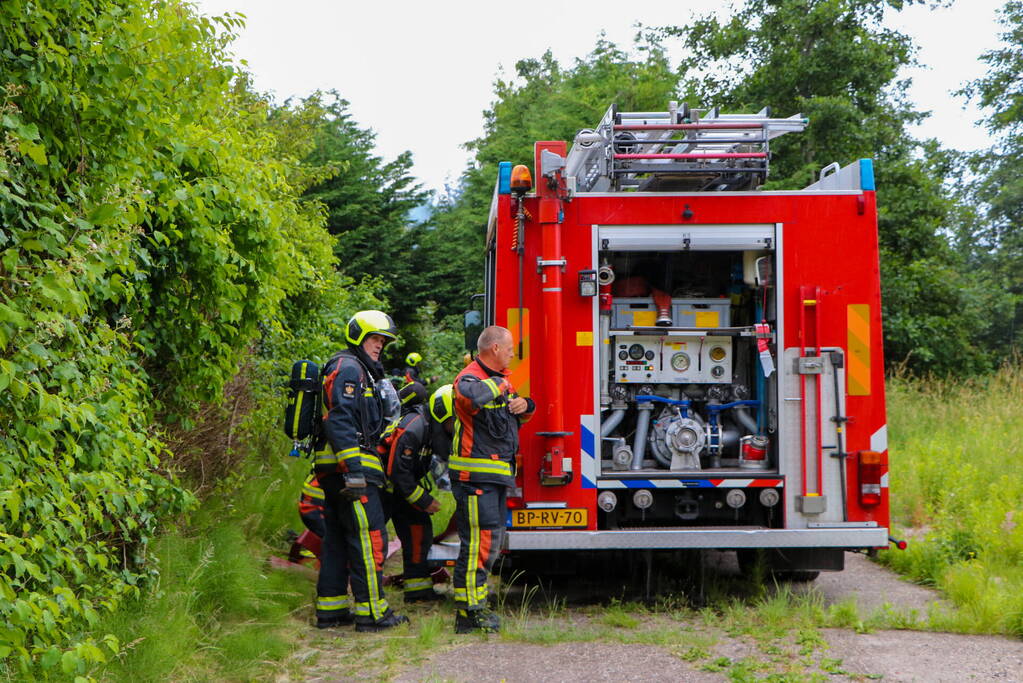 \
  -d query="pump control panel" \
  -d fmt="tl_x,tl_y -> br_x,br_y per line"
613,335 -> 732,384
